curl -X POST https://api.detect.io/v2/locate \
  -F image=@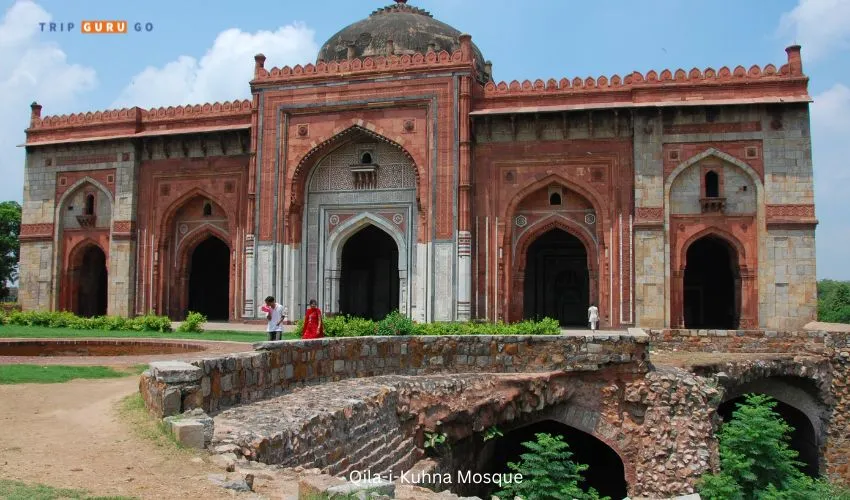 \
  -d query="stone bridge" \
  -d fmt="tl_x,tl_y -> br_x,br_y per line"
140,323 -> 850,498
